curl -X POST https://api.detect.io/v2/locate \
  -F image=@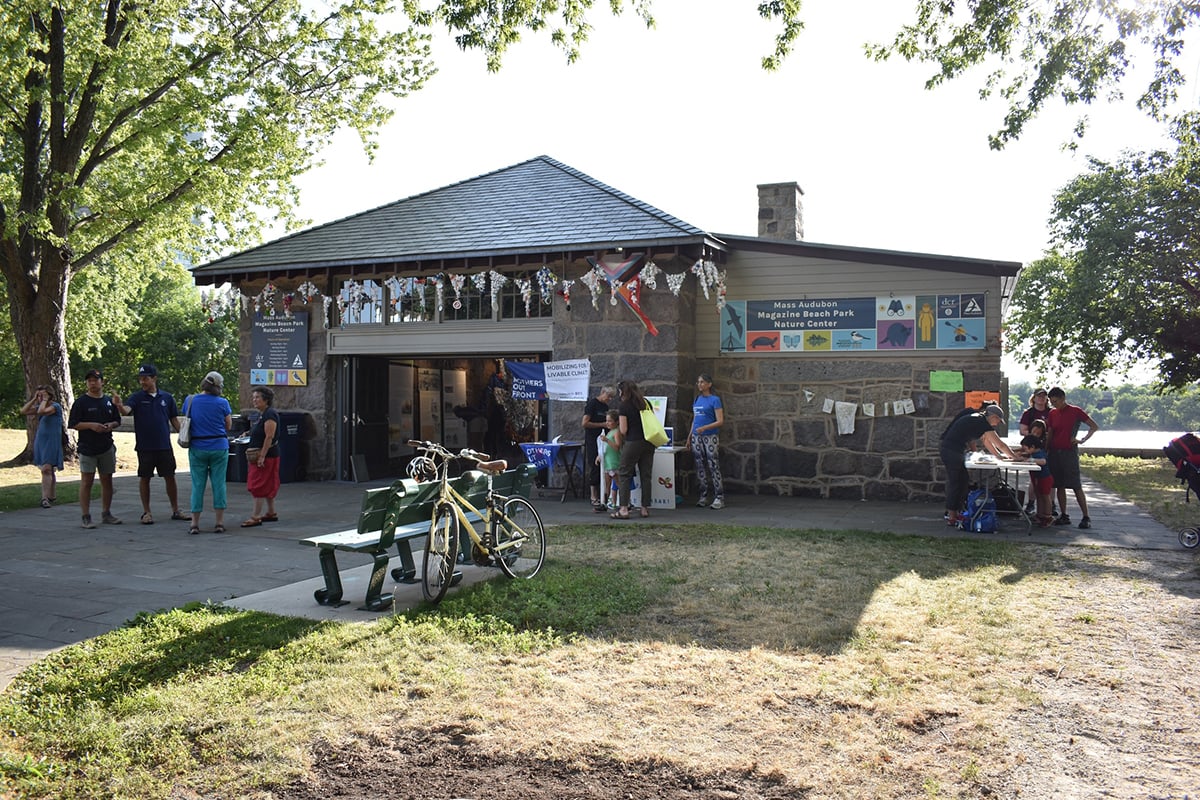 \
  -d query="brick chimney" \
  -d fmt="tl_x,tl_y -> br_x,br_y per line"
757,182 -> 804,240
